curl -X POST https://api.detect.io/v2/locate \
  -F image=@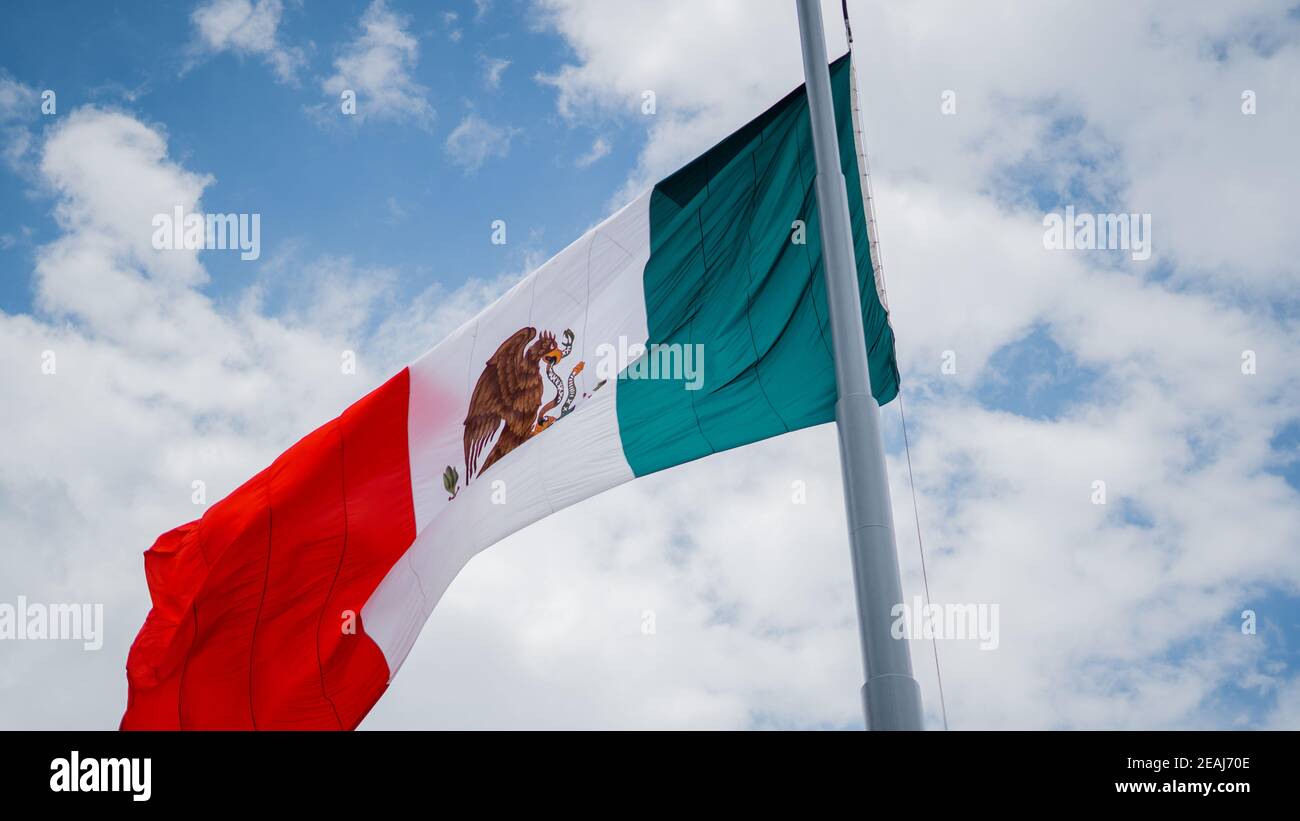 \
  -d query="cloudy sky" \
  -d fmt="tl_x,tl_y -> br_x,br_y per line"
1,0 -> 1298,729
